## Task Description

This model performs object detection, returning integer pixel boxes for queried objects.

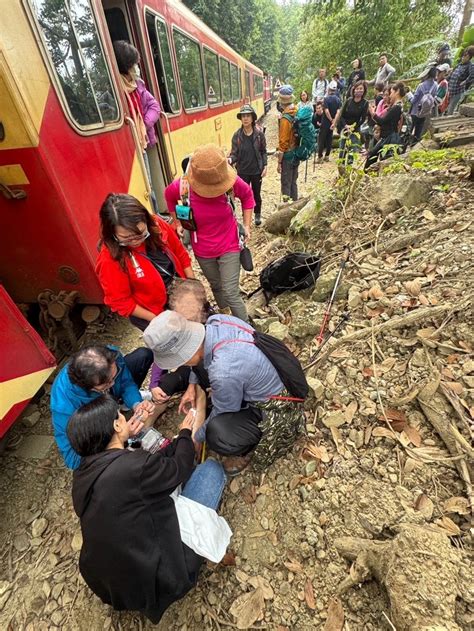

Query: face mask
[132,64,141,78]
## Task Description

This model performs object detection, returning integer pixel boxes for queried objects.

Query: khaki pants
[196,251,248,321]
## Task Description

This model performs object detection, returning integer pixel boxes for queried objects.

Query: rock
[31,517,48,538]
[411,347,426,367]
[322,411,346,428]
[305,461,317,477]
[290,195,334,241]
[307,377,324,400]
[22,410,41,428]
[462,359,474,374]
[71,529,83,553]
[369,174,435,217]
[312,272,349,303]
[13,533,29,553]
[268,321,289,340]
[264,207,299,234]
[462,375,474,388]
[347,286,361,308]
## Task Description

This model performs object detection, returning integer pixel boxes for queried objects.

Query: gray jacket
[369,62,396,86]
[193,314,283,441]
[230,126,267,174]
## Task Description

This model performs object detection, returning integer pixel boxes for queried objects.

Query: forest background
[183,0,472,93]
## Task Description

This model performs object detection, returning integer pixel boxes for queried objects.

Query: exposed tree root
[335,525,461,631]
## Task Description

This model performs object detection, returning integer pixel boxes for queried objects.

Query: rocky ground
[0,105,473,631]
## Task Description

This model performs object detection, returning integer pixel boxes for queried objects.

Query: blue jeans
[182,459,226,510]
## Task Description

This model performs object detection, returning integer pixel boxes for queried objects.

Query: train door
[101,0,172,211]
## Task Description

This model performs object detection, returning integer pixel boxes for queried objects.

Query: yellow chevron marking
[0,165,30,186]
[0,367,55,420]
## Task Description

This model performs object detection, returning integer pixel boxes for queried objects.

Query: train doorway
[101,0,172,212]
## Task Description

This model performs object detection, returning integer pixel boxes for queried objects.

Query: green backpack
[283,106,316,162]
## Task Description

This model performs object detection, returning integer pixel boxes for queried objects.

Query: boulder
[268,321,289,340]
[312,271,349,303]
[264,207,298,234]
[290,197,334,241]
[368,173,434,217]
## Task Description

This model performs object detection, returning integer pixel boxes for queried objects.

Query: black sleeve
[140,429,195,499]
[359,69,366,81]
[339,99,349,126]
[230,131,239,165]
[372,104,400,127]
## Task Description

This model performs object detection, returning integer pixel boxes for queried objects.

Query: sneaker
[323,156,330,162]
[317,157,323,164]
[255,213,262,226]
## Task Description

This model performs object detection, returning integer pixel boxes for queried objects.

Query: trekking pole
[316,245,350,346]
[304,311,350,371]
[305,158,308,183]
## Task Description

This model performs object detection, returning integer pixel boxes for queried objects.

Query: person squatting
[50,145,306,622]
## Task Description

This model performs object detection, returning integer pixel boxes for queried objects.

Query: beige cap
[143,311,205,370]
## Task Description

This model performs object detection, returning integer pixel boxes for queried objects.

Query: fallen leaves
[443,381,464,395]
[304,579,316,610]
[230,575,274,628]
[405,279,422,297]
[443,496,470,516]
[323,597,345,631]
[344,401,358,423]
[414,493,434,520]
[422,209,435,221]
[368,284,384,300]
[434,516,461,537]
[322,411,346,429]
[283,559,304,574]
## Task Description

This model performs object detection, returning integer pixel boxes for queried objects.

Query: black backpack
[212,321,309,400]
[260,252,321,297]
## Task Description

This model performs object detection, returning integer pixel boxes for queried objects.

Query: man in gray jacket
[368,53,396,86]
[143,311,304,475]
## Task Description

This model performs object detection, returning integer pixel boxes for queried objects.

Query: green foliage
[295,0,456,86]
[380,148,465,175]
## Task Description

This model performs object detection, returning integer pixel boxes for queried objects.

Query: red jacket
[96,216,192,317]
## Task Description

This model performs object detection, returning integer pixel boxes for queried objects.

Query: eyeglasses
[92,363,122,392]
[114,229,150,247]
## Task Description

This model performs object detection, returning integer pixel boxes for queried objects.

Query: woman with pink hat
[165,144,255,322]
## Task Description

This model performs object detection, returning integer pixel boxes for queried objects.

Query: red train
[0,0,270,437]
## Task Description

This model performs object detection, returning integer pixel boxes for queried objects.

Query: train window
[253,74,263,96]
[204,48,222,105]
[30,0,119,129]
[245,70,251,99]
[146,13,179,113]
[230,64,240,102]
[220,58,232,104]
[173,29,206,110]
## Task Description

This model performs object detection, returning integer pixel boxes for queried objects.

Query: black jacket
[71,429,202,624]
[230,126,267,174]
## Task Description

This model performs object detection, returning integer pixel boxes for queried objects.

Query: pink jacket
[136,79,160,147]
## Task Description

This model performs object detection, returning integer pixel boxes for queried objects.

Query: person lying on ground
[68,394,228,625]
[50,345,158,469]
[143,311,305,476]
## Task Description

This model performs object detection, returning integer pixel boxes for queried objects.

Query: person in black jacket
[346,58,366,98]
[335,80,368,166]
[68,394,227,624]
[230,104,267,226]
[364,82,407,171]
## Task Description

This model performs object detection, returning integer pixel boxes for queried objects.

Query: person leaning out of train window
[95,193,194,402]
[229,104,267,226]
[50,345,157,470]
[67,394,230,624]
[165,144,255,322]
[113,40,161,211]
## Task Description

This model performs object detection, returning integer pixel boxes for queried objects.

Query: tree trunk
[458,0,474,45]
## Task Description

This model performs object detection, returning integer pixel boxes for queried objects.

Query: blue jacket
[50,347,141,469]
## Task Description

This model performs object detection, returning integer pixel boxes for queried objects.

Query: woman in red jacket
[96,194,194,402]
[96,193,194,328]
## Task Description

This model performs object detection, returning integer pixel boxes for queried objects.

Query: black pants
[318,126,333,158]
[206,405,263,456]
[240,173,262,215]
[364,133,401,171]
[123,348,154,388]
[410,114,425,143]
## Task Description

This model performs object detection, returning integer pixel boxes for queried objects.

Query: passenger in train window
[67,394,229,624]
[113,41,161,212]
[229,104,267,226]
[96,193,195,403]
[50,345,156,470]
[165,144,255,322]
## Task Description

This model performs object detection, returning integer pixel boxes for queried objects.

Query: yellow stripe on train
[0,368,55,420]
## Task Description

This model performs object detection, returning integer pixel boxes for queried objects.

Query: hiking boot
[323,156,330,162]
[317,157,323,164]
[223,454,253,476]
[254,213,262,226]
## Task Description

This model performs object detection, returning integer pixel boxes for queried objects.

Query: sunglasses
[114,229,150,247]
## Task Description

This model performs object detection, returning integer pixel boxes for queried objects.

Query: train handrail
[124,116,152,199]
[161,111,178,178]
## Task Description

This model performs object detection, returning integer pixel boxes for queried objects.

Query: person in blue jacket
[51,345,157,469]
